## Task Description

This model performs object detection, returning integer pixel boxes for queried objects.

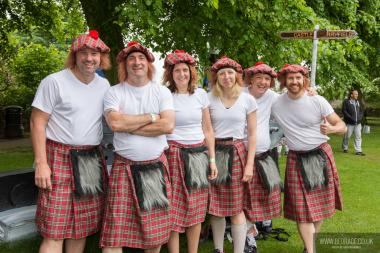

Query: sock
[231,223,247,253]
[210,216,226,251]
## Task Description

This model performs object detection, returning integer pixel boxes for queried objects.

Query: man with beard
[271,64,346,253]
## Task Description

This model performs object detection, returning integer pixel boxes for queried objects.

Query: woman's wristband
[209,157,215,163]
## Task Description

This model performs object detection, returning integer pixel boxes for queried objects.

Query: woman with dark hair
[208,56,257,253]
[163,50,217,253]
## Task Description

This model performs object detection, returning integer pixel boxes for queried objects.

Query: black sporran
[180,146,209,192]
[297,148,329,191]
[212,144,234,185]
[70,147,104,197]
[255,152,283,192]
[131,162,169,211]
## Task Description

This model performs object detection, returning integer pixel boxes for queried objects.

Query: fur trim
[131,162,169,211]
[181,146,209,191]
[70,148,104,197]
[212,144,234,185]
[297,148,329,191]
[256,152,283,192]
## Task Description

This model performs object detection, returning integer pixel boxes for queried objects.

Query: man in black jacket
[342,89,365,155]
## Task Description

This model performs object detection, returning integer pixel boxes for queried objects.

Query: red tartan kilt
[244,152,282,222]
[36,139,107,239]
[208,140,247,217]
[100,153,172,249]
[284,143,343,222]
[166,141,209,233]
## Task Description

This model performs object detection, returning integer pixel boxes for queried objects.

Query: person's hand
[242,164,253,182]
[320,116,333,135]
[208,162,218,180]
[35,163,52,191]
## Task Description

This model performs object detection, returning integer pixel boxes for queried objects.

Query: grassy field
[0,118,379,252]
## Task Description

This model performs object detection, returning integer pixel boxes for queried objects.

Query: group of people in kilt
[31,30,346,253]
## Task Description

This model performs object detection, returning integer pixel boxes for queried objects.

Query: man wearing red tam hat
[100,42,175,253]
[272,64,346,253]
[30,30,111,253]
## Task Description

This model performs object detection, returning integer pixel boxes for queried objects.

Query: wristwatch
[150,113,157,123]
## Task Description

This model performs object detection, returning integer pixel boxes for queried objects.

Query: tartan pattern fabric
[284,143,343,222]
[211,56,243,73]
[116,41,155,63]
[36,139,107,239]
[208,139,247,217]
[244,152,282,222]
[70,31,110,53]
[277,64,309,88]
[164,50,196,68]
[166,141,209,233]
[100,153,172,249]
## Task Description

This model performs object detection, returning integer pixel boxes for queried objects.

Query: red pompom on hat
[163,49,196,68]
[70,29,110,53]
[116,41,155,63]
[254,61,265,66]
[211,56,243,73]
[277,64,309,88]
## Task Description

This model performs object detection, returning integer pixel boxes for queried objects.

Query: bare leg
[65,238,86,253]
[145,246,161,253]
[314,220,323,234]
[102,247,123,253]
[186,223,202,253]
[39,238,64,253]
[230,212,247,253]
[297,222,315,253]
[167,231,180,253]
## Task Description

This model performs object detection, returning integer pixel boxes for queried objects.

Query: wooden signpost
[279,25,358,87]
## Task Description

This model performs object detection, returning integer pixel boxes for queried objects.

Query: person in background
[30,30,111,253]
[342,89,365,156]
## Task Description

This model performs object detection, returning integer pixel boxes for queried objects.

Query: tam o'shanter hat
[70,30,110,53]
[116,41,155,63]
[164,50,196,68]
[244,62,277,78]
[211,56,243,73]
[277,64,309,88]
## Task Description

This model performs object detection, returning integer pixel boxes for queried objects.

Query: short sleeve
[31,75,58,114]
[245,93,258,114]
[317,96,334,117]
[103,87,120,113]
[159,86,174,112]
[197,88,210,108]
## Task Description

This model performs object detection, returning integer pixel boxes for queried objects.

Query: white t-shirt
[209,91,257,139]
[271,92,334,151]
[32,69,110,145]
[167,88,209,144]
[244,89,279,153]
[103,81,174,161]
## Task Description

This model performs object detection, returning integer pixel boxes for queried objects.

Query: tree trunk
[79,0,125,84]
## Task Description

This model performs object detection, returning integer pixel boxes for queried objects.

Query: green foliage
[0,43,65,109]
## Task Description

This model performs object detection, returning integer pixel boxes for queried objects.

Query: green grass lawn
[1,117,379,252]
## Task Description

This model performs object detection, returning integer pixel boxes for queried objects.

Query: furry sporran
[131,162,169,211]
[212,144,234,185]
[180,146,209,192]
[70,147,104,197]
[297,148,329,191]
[255,152,283,192]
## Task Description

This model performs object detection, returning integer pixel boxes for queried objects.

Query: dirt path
[0,137,32,150]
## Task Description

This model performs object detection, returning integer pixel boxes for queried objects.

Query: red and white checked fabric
[208,139,247,217]
[244,153,282,222]
[166,141,209,233]
[36,139,107,239]
[70,30,110,53]
[284,143,343,222]
[100,153,172,249]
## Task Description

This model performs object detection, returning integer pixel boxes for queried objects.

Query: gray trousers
[342,123,362,152]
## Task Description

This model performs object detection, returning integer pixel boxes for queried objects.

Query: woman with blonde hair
[208,56,257,253]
